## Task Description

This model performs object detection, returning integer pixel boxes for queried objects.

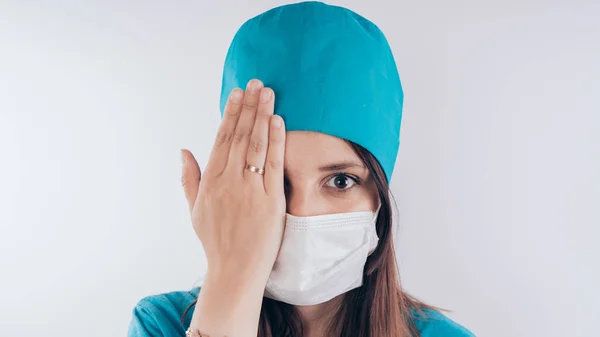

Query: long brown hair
[183,141,437,336]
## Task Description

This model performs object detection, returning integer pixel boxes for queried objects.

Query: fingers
[264,115,286,196]
[244,87,274,182]
[226,79,264,176]
[204,88,244,177]
[180,149,201,213]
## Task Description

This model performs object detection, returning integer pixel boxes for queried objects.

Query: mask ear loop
[367,203,382,255]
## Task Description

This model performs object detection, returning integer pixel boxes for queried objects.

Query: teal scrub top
[128,287,475,337]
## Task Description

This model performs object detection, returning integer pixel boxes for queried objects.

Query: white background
[1,1,599,336]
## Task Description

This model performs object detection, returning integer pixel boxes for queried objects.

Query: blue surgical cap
[219,1,403,183]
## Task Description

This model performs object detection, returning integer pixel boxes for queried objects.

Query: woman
[128,2,474,336]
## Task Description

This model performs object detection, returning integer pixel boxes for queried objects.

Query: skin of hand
[180,78,286,336]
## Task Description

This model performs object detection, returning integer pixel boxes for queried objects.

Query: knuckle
[205,184,218,200]
[203,182,216,196]
[242,102,257,110]
[225,106,240,117]
[214,188,233,203]
[215,130,233,147]
[270,134,283,145]
[233,129,250,144]
[267,158,283,170]
[181,175,192,188]
[249,138,266,153]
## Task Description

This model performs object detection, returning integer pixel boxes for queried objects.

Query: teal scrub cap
[219,1,403,183]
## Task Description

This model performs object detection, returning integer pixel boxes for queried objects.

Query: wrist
[192,267,266,336]
[204,263,269,296]
[206,258,272,292]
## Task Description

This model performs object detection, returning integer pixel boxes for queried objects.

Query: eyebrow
[283,160,367,178]
[318,160,366,172]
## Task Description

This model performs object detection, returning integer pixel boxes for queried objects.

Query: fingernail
[180,149,187,164]
[260,88,271,103]
[247,79,262,94]
[271,115,282,128]
[230,89,242,103]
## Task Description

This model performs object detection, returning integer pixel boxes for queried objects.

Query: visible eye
[325,173,361,191]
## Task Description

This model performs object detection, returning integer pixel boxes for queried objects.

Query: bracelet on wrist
[185,327,223,337]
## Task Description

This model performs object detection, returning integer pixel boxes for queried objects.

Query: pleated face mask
[264,205,381,306]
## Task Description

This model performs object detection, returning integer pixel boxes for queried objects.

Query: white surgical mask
[264,206,380,306]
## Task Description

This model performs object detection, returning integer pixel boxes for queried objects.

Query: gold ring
[246,163,265,175]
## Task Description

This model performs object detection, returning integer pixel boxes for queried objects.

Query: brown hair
[182,141,438,336]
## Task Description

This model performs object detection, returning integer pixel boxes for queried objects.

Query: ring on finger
[246,163,265,175]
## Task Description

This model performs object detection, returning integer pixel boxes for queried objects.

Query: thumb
[180,149,201,213]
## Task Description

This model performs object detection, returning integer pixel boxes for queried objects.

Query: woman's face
[283,131,380,216]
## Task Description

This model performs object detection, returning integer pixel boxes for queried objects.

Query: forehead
[284,131,360,173]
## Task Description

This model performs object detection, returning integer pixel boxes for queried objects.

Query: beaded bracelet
[185,327,215,337]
